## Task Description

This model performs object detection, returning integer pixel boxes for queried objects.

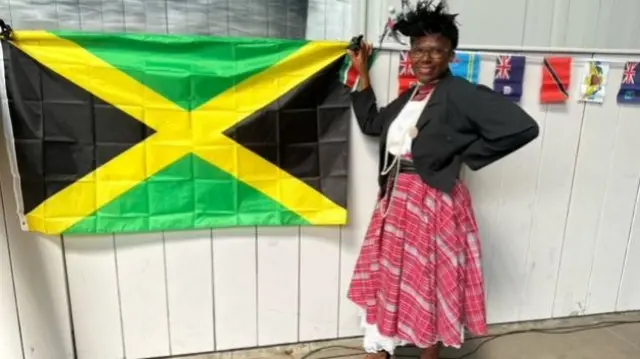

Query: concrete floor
[178,315,640,359]
[306,322,640,359]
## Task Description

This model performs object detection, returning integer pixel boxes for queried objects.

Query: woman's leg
[420,344,440,359]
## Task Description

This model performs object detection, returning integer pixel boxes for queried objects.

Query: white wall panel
[0,188,23,359]
[164,230,215,355]
[256,227,299,346]
[298,227,341,341]
[63,235,124,359]
[617,186,640,311]
[211,228,258,351]
[516,59,587,321]
[1,2,640,359]
[115,233,170,358]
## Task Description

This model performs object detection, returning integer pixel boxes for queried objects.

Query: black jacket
[350,71,540,194]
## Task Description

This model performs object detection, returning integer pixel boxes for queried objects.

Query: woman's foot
[364,352,389,359]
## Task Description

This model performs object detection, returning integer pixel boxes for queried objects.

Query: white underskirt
[359,309,466,354]
[360,309,409,355]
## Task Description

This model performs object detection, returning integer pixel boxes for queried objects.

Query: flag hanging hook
[0,19,14,40]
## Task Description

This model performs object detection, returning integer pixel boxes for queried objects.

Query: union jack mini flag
[617,61,639,104]
[493,55,526,102]
[398,50,417,95]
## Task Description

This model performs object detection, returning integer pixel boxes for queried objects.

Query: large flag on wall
[0,31,351,235]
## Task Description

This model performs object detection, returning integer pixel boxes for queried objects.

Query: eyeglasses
[409,47,450,60]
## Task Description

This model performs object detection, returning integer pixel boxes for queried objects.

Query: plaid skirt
[347,171,487,349]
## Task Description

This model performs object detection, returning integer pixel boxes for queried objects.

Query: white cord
[374,44,640,65]
[378,85,421,218]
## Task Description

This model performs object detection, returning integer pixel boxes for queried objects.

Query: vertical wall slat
[0,0,12,25]
[8,233,73,359]
[143,0,169,34]
[552,55,623,318]
[184,0,210,35]
[256,227,299,346]
[593,0,618,50]
[616,180,640,311]
[547,0,571,47]
[164,230,215,355]
[298,227,341,341]
[54,0,81,30]
[517,58,586,321]
[77,0,105,32]
[475,55,542,323]
[101,0,126,32]
[212,228,258,350]
[63,235,124,359]
[562,0,601,49]
[0,188,24,359]
[122,0,147,33]
[323,0,345,41]
[305,0,327,40]
[521,0,554,47]
[115,233,170,358]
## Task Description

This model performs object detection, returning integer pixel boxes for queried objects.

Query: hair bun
[390,0,459,47]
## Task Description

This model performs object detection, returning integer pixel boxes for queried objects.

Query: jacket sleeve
[349,86,386,136]
[452,82,540,170]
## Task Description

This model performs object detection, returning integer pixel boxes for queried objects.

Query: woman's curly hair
[391,0,460,49]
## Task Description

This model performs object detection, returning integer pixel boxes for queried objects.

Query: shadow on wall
[4,0,310,38]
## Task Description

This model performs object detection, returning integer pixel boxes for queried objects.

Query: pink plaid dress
[348,87,487,353]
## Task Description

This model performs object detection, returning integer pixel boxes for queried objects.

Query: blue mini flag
[450,51,480,84]
[493,55,526,102]
[617,62,639,104]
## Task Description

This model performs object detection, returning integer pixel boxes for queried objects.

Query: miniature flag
[398,50,418,95]
[339,49,379,91]
[541,56,571,103]
[493,55,526,102]
[617,61,639,104]
[450,51,480,84]
[578,60,610,103]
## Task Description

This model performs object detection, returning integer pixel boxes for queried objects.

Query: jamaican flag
[0,30,351,235]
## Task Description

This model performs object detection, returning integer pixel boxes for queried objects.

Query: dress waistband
[398,158,416,173]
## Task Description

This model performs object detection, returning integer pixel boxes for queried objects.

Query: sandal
[364,352,390,359]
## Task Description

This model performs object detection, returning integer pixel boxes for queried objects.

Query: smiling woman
[345,1,539,358]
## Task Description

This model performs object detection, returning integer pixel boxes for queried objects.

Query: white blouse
[385,97,429,156]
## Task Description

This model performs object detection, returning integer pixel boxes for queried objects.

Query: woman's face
[409,34,455,84]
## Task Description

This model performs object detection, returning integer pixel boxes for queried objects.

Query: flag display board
[0,31,351,235]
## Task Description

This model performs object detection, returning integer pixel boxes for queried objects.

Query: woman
[346,1,539,358]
